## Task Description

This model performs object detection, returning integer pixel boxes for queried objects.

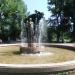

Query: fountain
[20,17,47,54]
[0,14,75,75]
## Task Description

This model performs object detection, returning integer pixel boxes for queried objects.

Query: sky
[23,0,50,20]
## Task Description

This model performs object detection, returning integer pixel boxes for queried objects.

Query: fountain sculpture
[20,17,47,54]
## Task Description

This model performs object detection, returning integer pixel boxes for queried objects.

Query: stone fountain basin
[0,61,75,73]
[0,43,75,74]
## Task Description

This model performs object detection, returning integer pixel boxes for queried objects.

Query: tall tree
[47,0,72,43]
[48,0,63,42]
[0,0,28,42]
[63,0,75,42]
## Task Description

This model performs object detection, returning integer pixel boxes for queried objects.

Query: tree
[24,10,44,24]
[47,0,72,43]
[47,0,64,42]
[0,0,28,42]
[63,0,75,42]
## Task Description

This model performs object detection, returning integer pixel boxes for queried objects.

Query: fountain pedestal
[20,43,40,54]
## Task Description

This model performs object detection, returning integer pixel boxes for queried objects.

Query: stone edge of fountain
[0,43,75,73]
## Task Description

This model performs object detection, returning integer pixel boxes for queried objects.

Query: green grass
[0,46,75,64]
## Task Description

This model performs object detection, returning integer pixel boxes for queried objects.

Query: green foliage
[24,10,44,24]
[47,0,74,43]
[0,0,28,42]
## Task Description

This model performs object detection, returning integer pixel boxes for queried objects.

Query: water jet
[20,17,47,54]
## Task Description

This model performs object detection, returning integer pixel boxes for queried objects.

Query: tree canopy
[0,0,28,42]
[24,10,44,24]
[47,0,75,43]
